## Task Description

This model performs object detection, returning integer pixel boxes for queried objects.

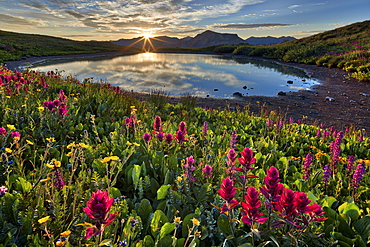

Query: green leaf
[138,199,153,220]
[157,185,171,200]
[159,222,176,240]
[142,235,155,247]
[150,210,168,236]
[98,239,112,246]
[217,214,232,236]
[132,165,141,190]
[339,202,360,221]
[353,216,370,242]
[109,187,121,198]
[322,196,337,208]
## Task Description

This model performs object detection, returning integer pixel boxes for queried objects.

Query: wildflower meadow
[0,65,370,246]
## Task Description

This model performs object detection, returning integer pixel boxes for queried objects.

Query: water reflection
[32,53,318,98]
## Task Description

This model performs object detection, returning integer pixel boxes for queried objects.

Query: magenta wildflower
[352,162,366,192]
[53,168,65,191]
[229,131,237,149]
[294,192,312,215]
[225,149,237,179]
[267,119,274,128]
[142,133,152,142]
[237,147,255,172]
[202,164,213,177]
[175,130,186,144]
[306,203,327,222]
[260,166,284,210]
[241,187,267,225]
[346,156,356,176]
[218,177,239,213]
[58,103,68,118]
[322,164,331,185]
[202,121,208,137]
[316,129,321,138]
[11,131,21,139]
[276,119,284,131]
[303,153,313,180]
[329,131,344,174]
[83,190,117,239]
[183,156,196,182]
[165,133,173,144]
[156,132,164,142]
[178,121,187,135]
[0,128,7,136]
[0,186,7,197]
[276,188,296,219]
[58,89,67,102]
[153,116,162,132]
[289,117,294,124]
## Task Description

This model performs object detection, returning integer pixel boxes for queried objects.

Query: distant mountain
[179,30,247,48]
[245,36,296,45]
[111,30,294,49]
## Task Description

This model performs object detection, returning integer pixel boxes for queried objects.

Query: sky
[0,0,369,41]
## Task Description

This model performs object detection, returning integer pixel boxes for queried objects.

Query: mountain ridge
[111,30,296,49]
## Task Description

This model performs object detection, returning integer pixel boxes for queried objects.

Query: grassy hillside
[0,30,138,63]
[216,20,370,81]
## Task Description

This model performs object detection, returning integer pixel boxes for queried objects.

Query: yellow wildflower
[66,152,73,157]
[6,96,11,99]
[38,216,50,224]
[55,240,65,246]
[126,141,132,145]
[7,124,16,130]
[174,217,182,224]
[60,230,71,237]
[67,142,76,149]
[191,218,200,226]
[73,97,78,101]
[102,157,111,163]
[40,177,51,183]
[38,106,45,111]
[5,148,12,153]
[52,159,61,167]
[110,156,120,161]
[26,140,34,145]
[177,176,183,182]
[22,104,26,107]
[78,143,89,149]
[46,137,56,143]
[133,142,140,147]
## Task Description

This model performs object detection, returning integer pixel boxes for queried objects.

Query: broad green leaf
[132,165,141,190]
[150,210,168,236]
[217,214,232,236]
[157,185,171,200]
[159,222,176,239]
[138,199,153,220]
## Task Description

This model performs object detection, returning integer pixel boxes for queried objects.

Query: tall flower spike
[303,153,313,180]
[260,166,284,210]
[237,147,256,172]
[241,187,267,225]
[83,190,117,239]
[218,177,239,213]
[153,116,162,132]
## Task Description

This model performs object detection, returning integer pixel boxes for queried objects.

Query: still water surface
[32,53,318,98]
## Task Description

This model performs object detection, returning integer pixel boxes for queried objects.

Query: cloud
[288,5,301,9]
[208,23,293,29]
[0,13,43,26]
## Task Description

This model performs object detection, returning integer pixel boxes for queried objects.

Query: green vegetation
[1,66,370,246]
[208,20,370,81]
[0,30,139,63]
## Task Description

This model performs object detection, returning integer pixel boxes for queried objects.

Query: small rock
[243,86,247,89]
[278,91,286,96]
[350,100,357,103]
[214,88,218,91]
[326,96,335,102]
[287,80,293,84]
[359,92,370,96]
[232,92,243,98]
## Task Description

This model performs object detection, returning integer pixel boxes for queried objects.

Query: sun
[143,32,154,40]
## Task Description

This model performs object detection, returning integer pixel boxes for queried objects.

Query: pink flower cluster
[218,166,326,228]
[43,89,68,118]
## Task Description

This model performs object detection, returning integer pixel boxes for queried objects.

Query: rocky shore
[4,53,370,132]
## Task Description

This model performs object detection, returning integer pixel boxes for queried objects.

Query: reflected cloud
[32,53,318,97]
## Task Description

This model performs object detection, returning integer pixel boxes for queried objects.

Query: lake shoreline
[4,51,370,131]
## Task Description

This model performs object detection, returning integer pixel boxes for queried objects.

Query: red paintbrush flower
[237,147,256,172]
[260,166,284,210]
[241,187,267,225]
[83,190,117,239]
